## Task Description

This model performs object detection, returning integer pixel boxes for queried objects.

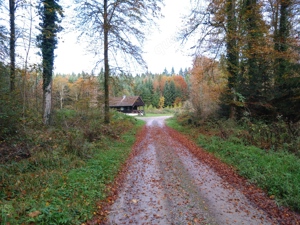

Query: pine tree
[151,91,160,108]
[183,68,189,78]
[273,0,300,121]
[179,68,183,76]
[163,67,169,76]
[141,87,152,106]
[180,0,300,122]
[171,67,175,75]
[164,81,176,107]
[274,0,291,85]
[240,0,273,117]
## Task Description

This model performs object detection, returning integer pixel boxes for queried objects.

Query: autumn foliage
[190,56,226,120]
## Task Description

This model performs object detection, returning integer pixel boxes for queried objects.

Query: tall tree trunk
[60,87,63,109]
[272,0,296,120]
[9,0,15,92]
[244,0,264,98]
[43,79,52,124]
[226,0,238,119]
[23,0,33,116]
[104,0,110,124]
[274,0,291,85]
[246,0,257,88]
[42,44,54,125]
[39,0,63,125]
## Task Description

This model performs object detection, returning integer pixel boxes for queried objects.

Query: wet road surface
[107,117,275,225]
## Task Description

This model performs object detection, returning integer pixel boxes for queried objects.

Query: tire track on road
[106,117,276,225]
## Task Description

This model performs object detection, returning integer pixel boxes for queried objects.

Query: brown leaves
[28,210,41,218]
[190,56,225,119]
[131,199,138,204]
[86,125,147,225]
[166,126,300,225]
[87,120,300,225]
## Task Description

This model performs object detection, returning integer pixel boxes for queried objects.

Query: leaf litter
[87,116,300,225]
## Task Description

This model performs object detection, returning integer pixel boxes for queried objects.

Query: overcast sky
[54,0,193,75]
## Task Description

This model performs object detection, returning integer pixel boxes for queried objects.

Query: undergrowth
[175,112,300,155]
[144,105,179,115]
[166,117,300,212]
[0,110,144,224]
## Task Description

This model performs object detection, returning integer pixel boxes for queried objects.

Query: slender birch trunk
[104,0,110,124]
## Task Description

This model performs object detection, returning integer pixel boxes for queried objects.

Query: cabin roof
[109,96,145,107]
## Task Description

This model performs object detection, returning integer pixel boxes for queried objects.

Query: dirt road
[104,116,281,225]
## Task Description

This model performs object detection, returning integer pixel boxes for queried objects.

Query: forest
[1,0,300,224]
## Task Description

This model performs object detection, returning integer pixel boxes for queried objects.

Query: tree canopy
[180,0,300,122]
[74,0,163,123]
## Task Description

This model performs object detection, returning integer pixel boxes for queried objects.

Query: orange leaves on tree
[190,56,226,119]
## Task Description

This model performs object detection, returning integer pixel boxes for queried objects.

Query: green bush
[54,109,77,122]
[0,93,22,140]
[175,110,300,155]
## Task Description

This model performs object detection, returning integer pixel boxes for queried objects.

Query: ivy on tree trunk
[225,0,239,119]
[37,0,63,125]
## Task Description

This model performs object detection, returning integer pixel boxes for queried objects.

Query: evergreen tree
[274,0,292,85]
[240,0,272,117]
[164,81,176,107]
[99,67,104,77]
[68,72,77,83]
[145,79,154,95]
[163,67,169,76]
[273,0,300,121]
[171,67,175,75]
[180,0,300,122]
[179,68,183,76]
[151,91,160,108]
[141,86,152,106]
[183,68,189,78]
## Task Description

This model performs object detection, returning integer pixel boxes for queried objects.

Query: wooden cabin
[109,96,145,115]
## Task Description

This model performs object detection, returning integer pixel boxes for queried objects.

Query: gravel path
[106,117,275,225]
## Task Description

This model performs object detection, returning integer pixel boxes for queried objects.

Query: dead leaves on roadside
[86,123,300,225]
[85,126,148,225]
[28,210,41,218]
[166,126,300,225]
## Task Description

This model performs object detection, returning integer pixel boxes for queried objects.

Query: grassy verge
[144,106,179,115]
[166,117,300,212]
[1,112,144,225]
[140,113,173,117]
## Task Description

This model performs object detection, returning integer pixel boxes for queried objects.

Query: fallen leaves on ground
[167,126,300,225]
[87,120,300,225]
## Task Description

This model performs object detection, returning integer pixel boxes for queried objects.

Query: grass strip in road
[1,119,145,225]
[166,118,300,212]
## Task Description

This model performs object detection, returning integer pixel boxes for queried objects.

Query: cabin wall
[110,106,144,115]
